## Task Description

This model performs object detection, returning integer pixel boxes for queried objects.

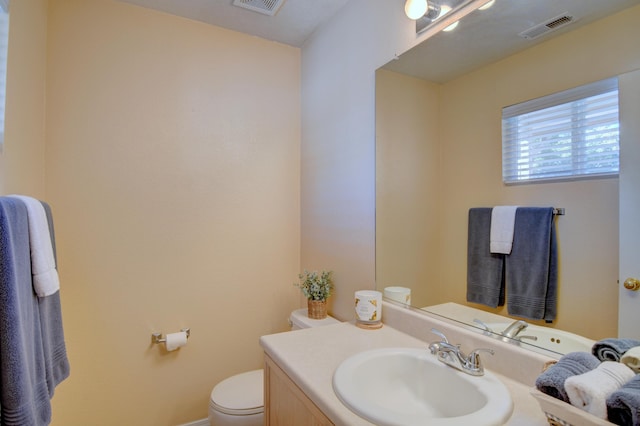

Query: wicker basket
[307,300,327,319]
[533,360,615,425]
[530,389,614,426]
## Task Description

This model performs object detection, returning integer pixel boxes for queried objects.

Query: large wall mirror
[376,0,640,355]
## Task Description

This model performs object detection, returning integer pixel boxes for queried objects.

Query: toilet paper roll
[384,286,411,305]
[165,331,188,351]
[355,290,382,323]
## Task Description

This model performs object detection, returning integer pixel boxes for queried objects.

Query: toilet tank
[289,308,339,330]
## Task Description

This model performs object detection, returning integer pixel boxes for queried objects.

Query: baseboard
[177,419,208,426]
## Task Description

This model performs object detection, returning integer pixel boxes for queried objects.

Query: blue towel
[39,201,70,397]
[0,197,52,425]
[535,351,601,403]
[593,338,640,362]
[467,208,505,308]
[506,207,557,321]
[607,374,640,426]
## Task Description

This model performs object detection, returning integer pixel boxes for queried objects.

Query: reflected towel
[593,338,640,362]
[621,346,640,373]
[38,201,70,396]
[535,351,601,403]
[607,375,640,426]
[490,206,518,254]
[8,195,60,297]
[506,207,557,321]
[467,208,505,308]
[565,361,635,419]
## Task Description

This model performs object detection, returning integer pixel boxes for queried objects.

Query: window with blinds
[0,1,9,148]
[502,78,619,184]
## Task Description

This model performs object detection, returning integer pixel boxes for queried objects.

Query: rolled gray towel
[607,374,640,426]
[535,351,601,403]
[592,338,640,362]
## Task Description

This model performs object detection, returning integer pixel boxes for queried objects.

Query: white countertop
[260,321,549,426]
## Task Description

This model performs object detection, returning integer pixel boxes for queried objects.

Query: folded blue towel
[607,374,640,426]
[593,338,640,362]
[0,197,52,425]
[506,207,557,321]
[535,351,601,403]
[39,201,70,397]
[467,208,505,308]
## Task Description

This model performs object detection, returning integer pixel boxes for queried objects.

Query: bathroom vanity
[260,302,557,425]
[263,354,332,425]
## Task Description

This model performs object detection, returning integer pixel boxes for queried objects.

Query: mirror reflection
[375,0,640,354]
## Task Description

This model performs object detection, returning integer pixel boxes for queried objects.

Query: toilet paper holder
[151,328,190,344]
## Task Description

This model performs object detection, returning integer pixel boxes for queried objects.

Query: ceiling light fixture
[438,5,452,18]
[413,0,492,35]
[405,0,442,20]
[404,0,428,20]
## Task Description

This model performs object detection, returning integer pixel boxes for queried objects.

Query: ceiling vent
[232,0,287,16]
[519,13,576,40]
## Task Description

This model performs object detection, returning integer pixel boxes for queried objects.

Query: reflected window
[502,78,619,184]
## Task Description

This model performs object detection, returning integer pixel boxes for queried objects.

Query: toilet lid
[210,369,264,416]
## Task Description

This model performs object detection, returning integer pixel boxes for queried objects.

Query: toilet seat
[210,369,263,416]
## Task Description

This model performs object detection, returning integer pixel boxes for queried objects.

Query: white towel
[8,195,60,297]
[621,346,640,373]
[490,206,518,254]
[565,361,635,419]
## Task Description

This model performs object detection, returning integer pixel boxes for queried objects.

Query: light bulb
[405,0,428,20]
[443,20,459,32]
[437,5,451,20]
[478,0,495,10]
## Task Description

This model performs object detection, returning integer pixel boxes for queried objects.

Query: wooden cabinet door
[264,355,334,426]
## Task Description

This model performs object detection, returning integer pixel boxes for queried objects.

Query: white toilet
[208,308,339,426]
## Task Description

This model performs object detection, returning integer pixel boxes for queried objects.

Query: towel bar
[552,208,564,216]
[151,328,190,344]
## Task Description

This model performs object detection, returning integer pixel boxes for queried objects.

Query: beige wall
[376,70,441,307]
[0,0,48,197]
[0,0,302,424]
[377,6,640,340]
[1,0,635,422]
[300,0,411,321]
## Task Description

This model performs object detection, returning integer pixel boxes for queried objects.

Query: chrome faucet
[428,328,494,376]
[500,320,529,339]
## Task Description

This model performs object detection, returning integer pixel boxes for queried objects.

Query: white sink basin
[485,322,595,354]
[333,347,513,426]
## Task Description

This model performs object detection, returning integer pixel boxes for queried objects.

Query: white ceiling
[115,0,352,47]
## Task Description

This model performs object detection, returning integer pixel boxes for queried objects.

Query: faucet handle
[466,348,494,372]
[469,348,494,357]
[430,328,449,343]
[473,319,494,333]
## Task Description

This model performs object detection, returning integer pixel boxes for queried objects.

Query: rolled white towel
[621,346,640,373]
[565,361,635,419]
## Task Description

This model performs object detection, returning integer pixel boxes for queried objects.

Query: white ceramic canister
[383,286,411,305]
[355,290,382,327]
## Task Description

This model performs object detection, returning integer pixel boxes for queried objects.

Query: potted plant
[295,270,333,319]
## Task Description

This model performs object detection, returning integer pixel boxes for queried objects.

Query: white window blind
[502,78,619,184]
[0,1,9,147]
